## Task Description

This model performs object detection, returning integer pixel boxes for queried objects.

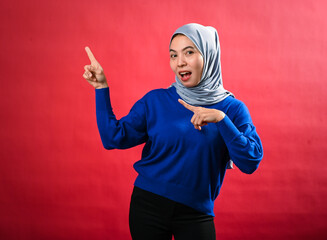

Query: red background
[1,0,326,239]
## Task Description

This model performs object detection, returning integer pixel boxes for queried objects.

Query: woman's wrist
[95,82,109,89]
[215,110,225,123]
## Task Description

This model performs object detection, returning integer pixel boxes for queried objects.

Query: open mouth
[179,71,192,81]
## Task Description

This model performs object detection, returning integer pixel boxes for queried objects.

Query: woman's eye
[186,51,194,55]
[170,54,177,59]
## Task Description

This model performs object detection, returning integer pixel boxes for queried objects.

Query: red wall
[1,0,326,239]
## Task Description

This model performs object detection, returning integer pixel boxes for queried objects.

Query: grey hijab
[170,23,234,106]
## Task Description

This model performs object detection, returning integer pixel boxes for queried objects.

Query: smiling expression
[169,34,204,88]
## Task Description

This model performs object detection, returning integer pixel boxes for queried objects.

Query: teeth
[180,72,190,76]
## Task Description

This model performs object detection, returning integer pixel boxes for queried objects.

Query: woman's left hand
[178,99,225,130]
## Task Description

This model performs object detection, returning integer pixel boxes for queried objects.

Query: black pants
[129,186,216,240]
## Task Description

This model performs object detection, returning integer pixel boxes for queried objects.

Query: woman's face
[169,35,204,88]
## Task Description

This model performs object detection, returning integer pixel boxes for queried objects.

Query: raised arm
[95,88,148,150]
[83,47,147,150]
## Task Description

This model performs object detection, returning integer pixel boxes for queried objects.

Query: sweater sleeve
[95,87,147,150]
[217,101,263,174]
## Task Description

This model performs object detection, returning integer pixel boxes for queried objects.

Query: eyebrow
[169,46,195,52]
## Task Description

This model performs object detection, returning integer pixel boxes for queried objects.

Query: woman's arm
[216,102,263,174]
[83,46,147,150]
[96,87,147,150]
[178,99,263,174]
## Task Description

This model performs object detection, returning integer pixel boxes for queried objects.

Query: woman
[83,23,263,240]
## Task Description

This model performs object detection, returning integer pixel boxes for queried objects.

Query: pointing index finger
[178,99,196,112]
[85,46,98,64]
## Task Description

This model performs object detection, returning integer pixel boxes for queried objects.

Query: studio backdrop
[0,0,326,239]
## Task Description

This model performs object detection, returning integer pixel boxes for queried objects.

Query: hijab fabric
[170,23,234,106]
[170,23,234,169]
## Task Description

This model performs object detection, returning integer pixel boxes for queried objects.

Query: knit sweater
[96,86,263,216]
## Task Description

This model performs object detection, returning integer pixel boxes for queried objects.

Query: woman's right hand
[83,46,108,89]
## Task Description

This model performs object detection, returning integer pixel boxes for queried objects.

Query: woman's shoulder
[220,95,247,109]
[145,87,170,95]
[221,96,252,123]
[142,86,176,101]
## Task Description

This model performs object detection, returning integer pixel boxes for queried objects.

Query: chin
[182,83,194,88]
[181,81,198,88]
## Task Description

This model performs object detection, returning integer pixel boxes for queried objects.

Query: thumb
[86,65,102,75]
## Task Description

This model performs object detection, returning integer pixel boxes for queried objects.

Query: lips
[179,71,192,81]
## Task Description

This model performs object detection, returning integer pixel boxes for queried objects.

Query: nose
[177,55,186,67]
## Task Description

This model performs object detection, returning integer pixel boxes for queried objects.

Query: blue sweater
[96,86,263,216]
